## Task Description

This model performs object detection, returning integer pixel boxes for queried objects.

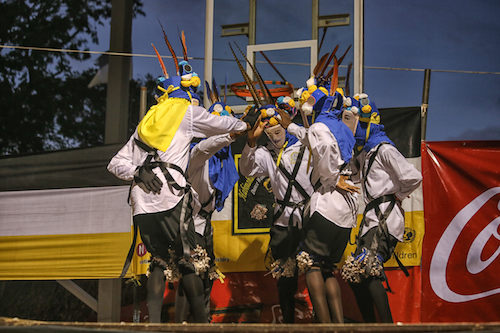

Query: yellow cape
[137,95,190,152]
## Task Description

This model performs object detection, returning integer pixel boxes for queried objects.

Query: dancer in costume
[107,29,248,323]
[239,103,313,323]
[341,93,422,323]
[228,42,315,323]
[296,91,360,323]
[174,80,241,323]
[292,47,360,323]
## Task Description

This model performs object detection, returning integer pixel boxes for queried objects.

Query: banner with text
[421,141,500,322]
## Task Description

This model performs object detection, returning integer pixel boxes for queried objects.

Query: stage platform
[1,318,500,333]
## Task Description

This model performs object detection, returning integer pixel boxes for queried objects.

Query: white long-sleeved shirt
[107,104,247,216]
[305,122,359,228]
[357,143,422,241]
[187,133,235,234]
[239,124,313,228]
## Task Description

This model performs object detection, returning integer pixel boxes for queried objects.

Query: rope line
[1,44,499,75]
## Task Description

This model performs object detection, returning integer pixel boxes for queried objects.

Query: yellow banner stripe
[213,210,424,273]
[341,210,424,268]
[212,219,269,273]
[0,232,132,280]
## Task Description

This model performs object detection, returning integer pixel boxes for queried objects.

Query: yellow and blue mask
[155,60,201,103]
[315,91,356,163]
[276,96,297,118]
[209,102,232,117]
[352,93,394,152]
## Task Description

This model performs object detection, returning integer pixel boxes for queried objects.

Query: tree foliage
[0,0,144,155]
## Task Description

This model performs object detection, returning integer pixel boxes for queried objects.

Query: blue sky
[90,0,500,141]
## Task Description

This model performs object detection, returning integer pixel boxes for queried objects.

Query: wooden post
[104,0,133,144]
[100,0,133,322]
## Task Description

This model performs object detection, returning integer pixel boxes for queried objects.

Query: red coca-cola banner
[421,141,500,322]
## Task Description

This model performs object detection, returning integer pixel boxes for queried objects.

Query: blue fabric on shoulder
[208,146,239,212]
[285,130,299,148]
[359,123,395,152]
[315,96,355,164]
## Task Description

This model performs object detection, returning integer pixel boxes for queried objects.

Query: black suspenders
[272,145,309,227]
[120,138,193,277]
[358,143,409,278]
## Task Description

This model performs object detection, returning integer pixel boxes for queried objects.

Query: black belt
[274,199,307,229]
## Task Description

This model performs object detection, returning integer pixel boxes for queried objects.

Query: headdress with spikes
[298,44,352,117]
[229,43,294,127]
[234,43,274,106]
[205,78,233,116]
[229,43,262,108]
[154,23,200,102]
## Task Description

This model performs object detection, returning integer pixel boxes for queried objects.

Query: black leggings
[177,272,208,323]
[277,274,298,323]
[350,277,392,323]
[175,276,212,323]
[350,227,398,323]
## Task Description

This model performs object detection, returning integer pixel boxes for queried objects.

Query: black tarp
[379,106,421,158]
[0,144,129,191]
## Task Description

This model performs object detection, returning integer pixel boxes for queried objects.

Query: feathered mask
[151,24,200,103]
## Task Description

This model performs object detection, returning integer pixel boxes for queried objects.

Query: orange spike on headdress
[319,44,339,78]
[159,21,179,75]
[205,80,218,104]
[313,53,329,77]
[338,45,352,66]
[212,78,220,102]
[330,56,339,95]
[151,43,168,78]
[180,30,188,61]
[234,43,273,105]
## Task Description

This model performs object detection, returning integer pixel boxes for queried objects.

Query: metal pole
[139,86,147,121]
[249,0,256,45]
[204,0,214,108]
[421,68,431,141]
[354,0,364,95]
[312,0,319,43]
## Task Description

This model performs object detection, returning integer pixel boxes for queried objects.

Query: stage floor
[1,317,500,333]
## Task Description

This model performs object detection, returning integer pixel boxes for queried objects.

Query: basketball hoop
[230,80,294,99]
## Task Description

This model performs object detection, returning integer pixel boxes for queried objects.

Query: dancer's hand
[134,166,163,194]
[247,119,266,147]
[275,108,292,129]
[230,130,246,139]
[336,175,360,194]
[241,105,260,129]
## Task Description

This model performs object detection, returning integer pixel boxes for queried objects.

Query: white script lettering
[429,187,500,303]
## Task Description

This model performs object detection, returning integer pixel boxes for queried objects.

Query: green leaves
[0,0,145,155]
